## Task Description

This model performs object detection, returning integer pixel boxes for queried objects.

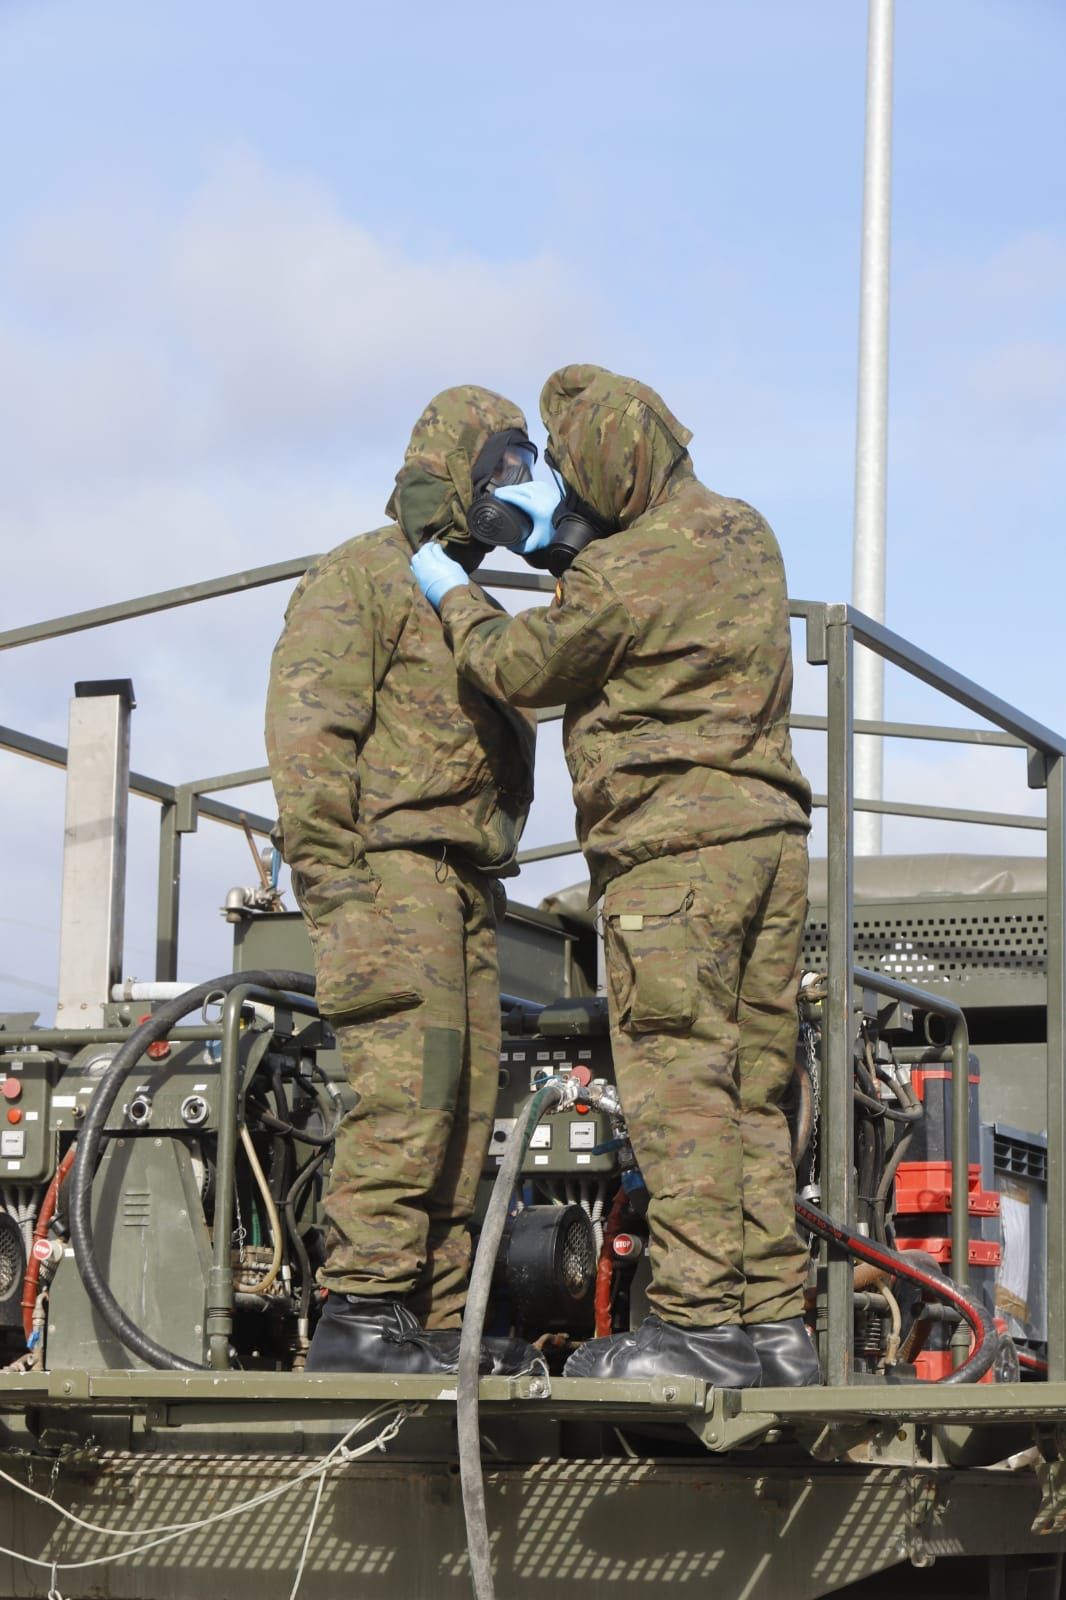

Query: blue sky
[1,0,1063,1009]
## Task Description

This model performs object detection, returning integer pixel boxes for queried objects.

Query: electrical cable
[246,1101,336,1149]
[68,969,315,1372]
[880,1282,903,1367]
[795,1196,998,1384]
[284,1149,330,1322]
[238,1126,284,1294]
[458,1079,564,1600]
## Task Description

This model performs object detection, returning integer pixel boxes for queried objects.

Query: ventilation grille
[803,909,1047,987]
[993,1132,1048,1183]
[561,1217,595,1293]
[0,1212,24,1302]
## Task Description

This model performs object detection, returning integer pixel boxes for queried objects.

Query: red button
[571,1064,593,1088]
[1,1078,21,1101]
[138,1016,171,1062]
[6,1108,22,1125]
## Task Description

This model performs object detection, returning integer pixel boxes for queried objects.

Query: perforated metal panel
[803,894,1048,1001]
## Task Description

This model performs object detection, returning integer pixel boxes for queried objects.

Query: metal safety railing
[3,563,1065,1388]
[802,602,1066,1386]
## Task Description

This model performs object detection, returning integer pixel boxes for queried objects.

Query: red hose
[795,1195,998,1385]
[21,1145,76,1341]
[594,1187,629,1337]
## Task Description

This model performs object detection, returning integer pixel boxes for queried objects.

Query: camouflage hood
[385,385,529,550]
[540,364,693,531]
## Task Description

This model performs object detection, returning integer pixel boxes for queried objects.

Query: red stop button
[1,1078,22,1102]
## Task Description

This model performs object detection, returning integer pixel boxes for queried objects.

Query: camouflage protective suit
[265,387,536,1326]
[439,364,813,1329]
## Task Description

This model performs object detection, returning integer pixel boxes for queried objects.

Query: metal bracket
[1033,1425,1066,1534]
[807,1419,882,1462]
[805,608,828,666]
[175,786,200,835]
[905,1475,942,1568]
[1028,747,1050,791]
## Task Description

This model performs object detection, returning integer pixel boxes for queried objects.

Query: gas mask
[466,430,539,550]
[466,435,610,575]
[525,451,613,576]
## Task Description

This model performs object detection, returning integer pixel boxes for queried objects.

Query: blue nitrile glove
[412,542,469,611]
[493,479,563,554]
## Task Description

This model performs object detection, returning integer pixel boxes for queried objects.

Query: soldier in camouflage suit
[265,386,543,1376]
[414,364,821,1387]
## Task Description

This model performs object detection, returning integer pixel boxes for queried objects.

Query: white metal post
[852,0,895,855]
[55,682,135,1028]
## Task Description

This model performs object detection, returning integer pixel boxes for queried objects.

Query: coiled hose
[795,1196,998,1385]
[68,969,316,1372]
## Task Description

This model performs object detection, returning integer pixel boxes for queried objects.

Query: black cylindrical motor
[496,1204,596,1334]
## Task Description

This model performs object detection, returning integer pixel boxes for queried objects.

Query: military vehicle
[1,563,1065,1599]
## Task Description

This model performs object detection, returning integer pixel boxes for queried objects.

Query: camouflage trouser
[317,848,500,1327]
[602,830,809,1328]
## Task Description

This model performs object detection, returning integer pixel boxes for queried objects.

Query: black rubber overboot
[306,1295,546,1377]
[306,1294,467,1375]
[562,1316,763,1388]
[745,1316,822,1387]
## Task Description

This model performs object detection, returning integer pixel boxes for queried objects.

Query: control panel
[490,1033,617,1177]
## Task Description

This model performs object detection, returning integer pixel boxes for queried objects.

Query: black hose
[68,969,316,1372]
[796,1196,998,1385]
[284,1148,330,1321]
[245,1104,336,1148]
[852,1085,923,1123]
[789,1055,814,1169]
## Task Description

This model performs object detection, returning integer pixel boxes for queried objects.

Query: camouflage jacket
[440,364,811,902]
[265,387,537,1013]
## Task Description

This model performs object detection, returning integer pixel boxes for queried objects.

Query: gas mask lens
[489,442,536,489]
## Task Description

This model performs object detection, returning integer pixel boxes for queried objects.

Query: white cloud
[0,149,597,501]
[894,230,1066,494]
[0,148,604,1004]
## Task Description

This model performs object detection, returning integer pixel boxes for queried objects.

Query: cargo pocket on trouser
[305,892,424,1022]
[420,1027,462,1112]
[604,882,698,1033]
